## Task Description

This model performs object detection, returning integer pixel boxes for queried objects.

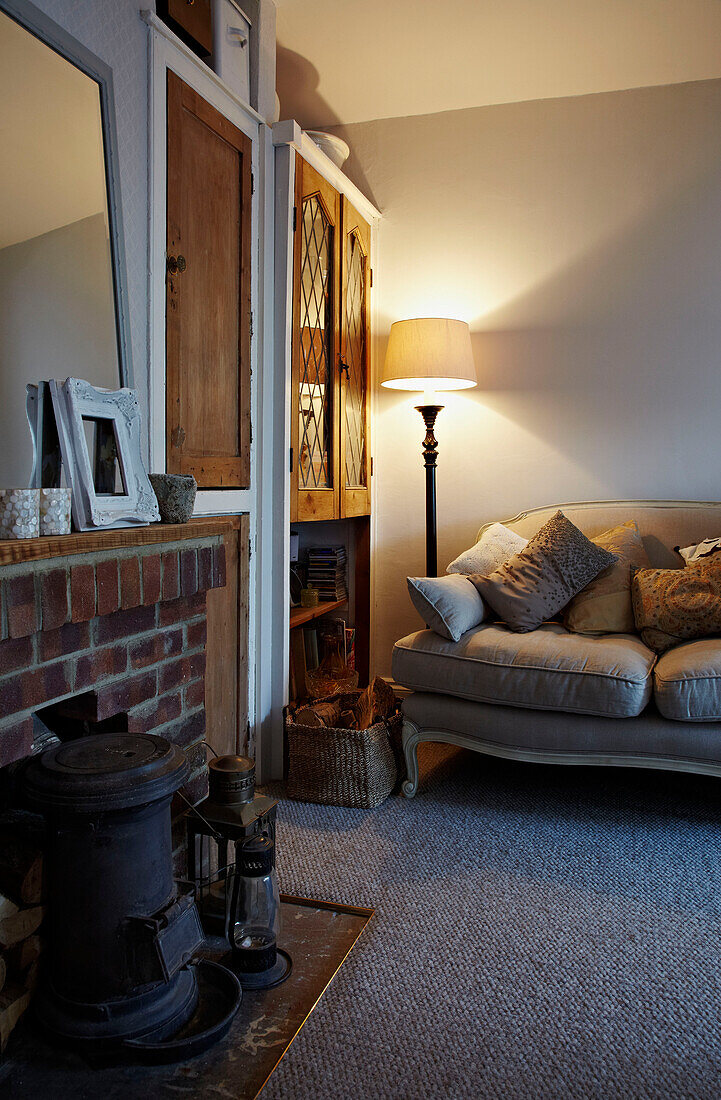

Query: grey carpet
[263,743,721,1100]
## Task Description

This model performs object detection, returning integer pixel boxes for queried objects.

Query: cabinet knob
[167,255,187,275]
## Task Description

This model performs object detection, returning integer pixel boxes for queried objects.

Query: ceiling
[0,10,108,251]
[276,0,721,128]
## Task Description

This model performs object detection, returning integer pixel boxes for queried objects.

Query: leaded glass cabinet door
[339,198,372,518]
[291,158,340,521]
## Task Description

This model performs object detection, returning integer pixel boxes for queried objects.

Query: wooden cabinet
[157,0,212,57]
[291,156,372,522]
[166,71,252,489]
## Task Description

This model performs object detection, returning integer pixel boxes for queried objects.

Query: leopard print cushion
[631,558,721,653]
[469,511,617,633]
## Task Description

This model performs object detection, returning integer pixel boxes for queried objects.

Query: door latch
[167,255,187,276]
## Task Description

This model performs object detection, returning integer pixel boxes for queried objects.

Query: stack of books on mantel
[307,546,347,602]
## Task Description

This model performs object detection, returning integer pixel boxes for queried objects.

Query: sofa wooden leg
[401,719,421,798]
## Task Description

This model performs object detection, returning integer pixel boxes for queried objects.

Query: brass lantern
[187,755,277,934]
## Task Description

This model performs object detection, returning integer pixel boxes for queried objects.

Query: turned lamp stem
[415,404,443,577]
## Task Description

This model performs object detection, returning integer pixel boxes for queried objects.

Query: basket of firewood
[285,677,402,809]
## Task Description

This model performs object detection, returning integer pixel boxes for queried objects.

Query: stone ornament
[148,474,197,524]
[39,487,72,536]
[0,489,40,539]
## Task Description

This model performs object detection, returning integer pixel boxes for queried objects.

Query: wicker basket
[285,692,401,809]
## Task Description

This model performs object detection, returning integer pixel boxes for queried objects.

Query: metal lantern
[187,755,277,935]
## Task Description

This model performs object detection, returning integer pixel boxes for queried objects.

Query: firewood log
[0,983,31,1052]
[5,934,41,977]
[336,710,358,730]
[354,676,396,730]
[0,832,43,905]
[0,907,44,949]
[0,892,18,922]
[295,700,342,727]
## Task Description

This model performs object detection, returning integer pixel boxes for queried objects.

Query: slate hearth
[0,524,228,862]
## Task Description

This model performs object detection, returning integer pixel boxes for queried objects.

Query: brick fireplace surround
[0,523,228,863]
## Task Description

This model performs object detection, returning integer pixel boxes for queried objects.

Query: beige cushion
[406,574,485,643]
[564,520,650,635]
[654,638,721,721]
[470,511,616,633]
[677,536,721,564]
[392,622,656,718]
[446,522,527,576]
[631,558,721,653]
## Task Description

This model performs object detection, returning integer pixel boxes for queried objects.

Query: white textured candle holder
[39,487,72,536]
[0,489,40,539]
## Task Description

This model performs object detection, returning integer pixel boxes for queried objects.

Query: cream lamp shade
[381,318,476,391]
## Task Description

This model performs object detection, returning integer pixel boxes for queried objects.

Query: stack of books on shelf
[306,546,347,602]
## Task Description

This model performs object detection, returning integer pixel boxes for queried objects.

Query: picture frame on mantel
[49,379,160,532]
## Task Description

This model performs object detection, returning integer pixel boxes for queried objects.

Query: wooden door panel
[339,197,371,518]
[166,72,252,489]
[204,514,250,756]
[291,155,340,522]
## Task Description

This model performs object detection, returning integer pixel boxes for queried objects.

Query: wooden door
[339,197,372,518]
[291,155,340,521]
[166,72,252,489]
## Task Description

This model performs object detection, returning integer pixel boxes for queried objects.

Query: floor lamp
[381,318,477,576]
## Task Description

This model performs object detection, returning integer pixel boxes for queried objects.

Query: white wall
[329,78,721,676]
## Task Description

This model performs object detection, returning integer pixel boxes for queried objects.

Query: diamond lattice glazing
[344,231,366,488]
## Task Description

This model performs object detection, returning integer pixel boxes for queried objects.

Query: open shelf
[289,598,346,630]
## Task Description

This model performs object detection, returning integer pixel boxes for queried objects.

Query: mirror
[0,0,131,489]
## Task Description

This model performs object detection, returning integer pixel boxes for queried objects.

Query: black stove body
[24,732,205,1045]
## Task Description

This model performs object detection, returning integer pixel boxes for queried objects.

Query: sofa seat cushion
[654,639,721,721]
[392,623,656,718]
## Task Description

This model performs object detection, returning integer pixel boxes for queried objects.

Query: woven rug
[264,743,721,1100]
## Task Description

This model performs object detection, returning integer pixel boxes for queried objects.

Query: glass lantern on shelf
[305,620,358,698]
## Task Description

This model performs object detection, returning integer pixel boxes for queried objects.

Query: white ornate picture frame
[50,379,159,531]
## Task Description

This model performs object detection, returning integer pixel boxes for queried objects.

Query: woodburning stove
[24,732,208,1046]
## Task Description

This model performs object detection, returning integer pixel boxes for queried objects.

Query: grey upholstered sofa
[393,500,721,797]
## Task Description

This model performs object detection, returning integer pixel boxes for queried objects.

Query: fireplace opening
[34,696,129,746]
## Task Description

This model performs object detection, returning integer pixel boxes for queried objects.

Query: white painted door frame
[143,12,277,779]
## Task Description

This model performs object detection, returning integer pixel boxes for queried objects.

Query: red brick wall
[0,538,225,823]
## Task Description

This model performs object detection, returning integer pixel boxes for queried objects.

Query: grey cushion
[470,511,617,633]
[406,574,485,642]
[392,622,656,719]
[654,638,721,721]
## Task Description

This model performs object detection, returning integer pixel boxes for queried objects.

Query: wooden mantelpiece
[0,519,232,567]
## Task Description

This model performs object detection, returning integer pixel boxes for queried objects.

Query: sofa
[393,499,721,797]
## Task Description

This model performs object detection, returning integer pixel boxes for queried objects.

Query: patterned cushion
[469,511,617,633]
[446,522,528,576]
[564,520,650,635]
[631,558,721,653]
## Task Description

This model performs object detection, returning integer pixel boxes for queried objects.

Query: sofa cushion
[654,638,721,721]
[406,574,485,643]
[446,522,527,576]
[469,511,617,633]
[564,520,650,635]
[631,558,721,653]
[392,622,656,719]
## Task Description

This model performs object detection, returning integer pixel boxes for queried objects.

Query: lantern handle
[176,789,223,841]
[203,738,220,758]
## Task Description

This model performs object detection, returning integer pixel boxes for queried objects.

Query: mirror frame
[0,0,134,387]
